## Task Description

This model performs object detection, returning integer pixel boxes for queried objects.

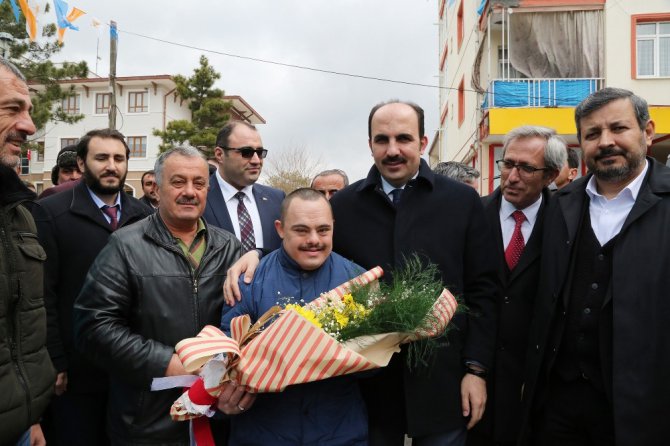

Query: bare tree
[262,147,323,194]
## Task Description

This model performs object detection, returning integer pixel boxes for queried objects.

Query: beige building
[21,75,264,196]
[434,0,670,194]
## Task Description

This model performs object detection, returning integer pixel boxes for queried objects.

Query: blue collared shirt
[87,186,123,224]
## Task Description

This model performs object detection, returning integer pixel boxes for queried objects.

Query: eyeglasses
[220,146,268,159]
[496,159,549,179]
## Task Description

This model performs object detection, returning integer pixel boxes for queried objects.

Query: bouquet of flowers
[155,259,459,445]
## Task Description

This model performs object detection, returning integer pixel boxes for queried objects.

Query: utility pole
[108,20,118,130]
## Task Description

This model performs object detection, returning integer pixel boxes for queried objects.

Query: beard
[586,141,646,183]
[83,166,127,195]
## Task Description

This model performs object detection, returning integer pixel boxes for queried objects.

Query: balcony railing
[483,78,605,108]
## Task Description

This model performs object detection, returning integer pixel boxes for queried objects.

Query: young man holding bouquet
[218,188,368,445]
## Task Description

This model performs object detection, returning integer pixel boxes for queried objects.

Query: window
[457,0,464,52]
[633,14,670,78]
[20,156,29,175]
[61,95,80,115]
[61,138,78,149]
[128,91,148,113]
[458,78,465,127]
[127,136,147,158]
[96,93,112,114]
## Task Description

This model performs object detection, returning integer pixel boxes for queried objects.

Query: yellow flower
[285,304,323,329]
[334,311,349,328]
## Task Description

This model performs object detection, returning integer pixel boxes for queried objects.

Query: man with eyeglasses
[468,126,565,446]
[204,121,284,254]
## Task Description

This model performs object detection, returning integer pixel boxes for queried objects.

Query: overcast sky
[51,0,439,182]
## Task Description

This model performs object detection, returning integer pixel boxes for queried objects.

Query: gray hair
[575,87,650,142]
[502,125,567,173]
[311,169,349,187]
[154,146,207,186]
[433,161,480,183]
[0,58,26,82]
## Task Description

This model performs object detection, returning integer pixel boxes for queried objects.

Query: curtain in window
[508,10,603,78]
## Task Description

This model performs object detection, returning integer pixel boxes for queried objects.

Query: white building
[434,0,670,194]
[22,75,264,196]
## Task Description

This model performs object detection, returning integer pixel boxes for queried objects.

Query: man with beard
[33,129,151,445]
[73,147,241,445]
[520,88,670,446]
[0,58,54,446]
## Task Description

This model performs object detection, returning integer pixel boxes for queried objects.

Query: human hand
[216,381,257,415]
[55,371,68,396]
[224,250,261,306]
[461,373,487,429]
[165,353,189,377]
[30,424,45,446]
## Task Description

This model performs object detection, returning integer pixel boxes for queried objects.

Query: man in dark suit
[330,100,498,446]
[33,129,151,445]
[467,126,565,446]
[203,121,284,254]
[521,88,670,446]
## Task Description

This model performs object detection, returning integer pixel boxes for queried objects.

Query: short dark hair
[56,145,78,169]
[567,148,580,169]
[311,169,349,187]
[50,165,59,185]
[215,121,257,149]
[76,129,130,160]
[368,100,425,139]
[575,88,650,142]
[280,187,331,224]
[141,170,155,186]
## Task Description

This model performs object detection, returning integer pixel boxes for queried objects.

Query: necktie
[505,210,526,270]
[390,188,403,207]
[102,205,119,231]
[235,192,256,253]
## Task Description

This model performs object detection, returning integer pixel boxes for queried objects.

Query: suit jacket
[32,181,152,392]
[203,175,284,252]
[521,158,670,446]
[330,160,499,436]
[470,187,549,445]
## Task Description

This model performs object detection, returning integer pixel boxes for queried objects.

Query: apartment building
[21,75,264,196]
[435,0,670,194]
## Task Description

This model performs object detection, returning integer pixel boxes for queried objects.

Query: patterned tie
[390,188,403,206]
[102,205,119,231]
[235,192,256,253]
[505,210,526,270]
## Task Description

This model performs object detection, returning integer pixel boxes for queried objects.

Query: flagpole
[109,20,118,130]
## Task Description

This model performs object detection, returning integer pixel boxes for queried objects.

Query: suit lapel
[206,176,234,232]
[69,182,114,232]
[509,190,549,281]
[483,189,506,285]
[253,185,276,248]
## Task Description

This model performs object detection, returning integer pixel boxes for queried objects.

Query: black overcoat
[330,160,499,436]
[470,187,548,445]
[32,181,151,392]
[520,158,670,446]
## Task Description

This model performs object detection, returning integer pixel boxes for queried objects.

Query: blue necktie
[390,188,403,206]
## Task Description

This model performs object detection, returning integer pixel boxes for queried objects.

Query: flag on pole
[54,0,86,44]
[17,0,37,41]
[110,20,118,41]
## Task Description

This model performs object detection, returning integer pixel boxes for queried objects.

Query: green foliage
[153,55,231,156]
[0,1,89,153]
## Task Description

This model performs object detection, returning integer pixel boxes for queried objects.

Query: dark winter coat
[0,165,55,444]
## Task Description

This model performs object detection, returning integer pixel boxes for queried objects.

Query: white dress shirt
[215,171,265,249]
[87,186,122,223]
[499,194,543,249]
[380,173,419,201]
[585,160,648,246]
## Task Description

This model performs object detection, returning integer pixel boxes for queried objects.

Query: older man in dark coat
[467,126,564,446]
[521,88,670,446]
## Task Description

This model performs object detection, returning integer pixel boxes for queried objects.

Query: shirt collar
[585,159,649,201]
[500,193,543,225]
[86,186,122,210]
[216,169,254,202]
[380,171,419,196]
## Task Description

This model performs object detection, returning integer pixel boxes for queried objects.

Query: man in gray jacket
[74,146,241,445]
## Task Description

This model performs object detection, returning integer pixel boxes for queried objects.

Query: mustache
[5,131,28,144]
[595,147,626,161]
[298,243,325,251]
[382,156,407,165]
[176,197,200,205]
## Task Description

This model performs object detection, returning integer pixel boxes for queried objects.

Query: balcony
[483,78,605,108]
